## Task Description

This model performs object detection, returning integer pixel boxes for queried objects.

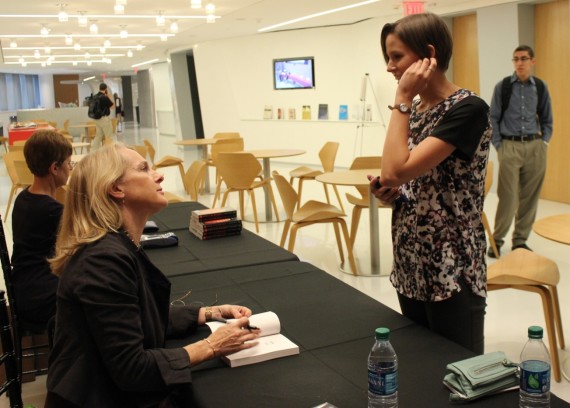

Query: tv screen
[273,57,315,90]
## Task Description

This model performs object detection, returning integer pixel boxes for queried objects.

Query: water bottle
[368,327,398,408]
[519,326,551,408]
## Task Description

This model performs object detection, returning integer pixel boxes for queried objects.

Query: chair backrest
[143,139,157,164]
[0,216,25,403]
[211,138,244,163]
[13,159,34,186]
[484,161,494,197]
[86,125,97,140]
[319,142,340,173]
[184,160,207,200]
[3,151,27,186]
[8,145,24,152]
[350,156,382,197]
[55,185,68,205]
[0,290,23,407]
[13,141,26,147]
[216,152,260,189]
[213,132,241,140]
[272,171,299,220]
[63,119,70,132]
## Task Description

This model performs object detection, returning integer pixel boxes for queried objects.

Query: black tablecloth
[146,203,298,276]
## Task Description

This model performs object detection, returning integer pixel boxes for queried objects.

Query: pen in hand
[211,317,259,331]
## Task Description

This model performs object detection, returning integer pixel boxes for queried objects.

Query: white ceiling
[0,0,540,77]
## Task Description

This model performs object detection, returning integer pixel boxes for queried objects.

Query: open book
[205,311,299,368]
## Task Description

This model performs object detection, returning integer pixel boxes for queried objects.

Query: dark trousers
[397,280,486,354]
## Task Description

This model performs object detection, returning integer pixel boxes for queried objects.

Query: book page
[205,311,281,337]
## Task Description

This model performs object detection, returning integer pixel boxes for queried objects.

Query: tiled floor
[2,122,568,406]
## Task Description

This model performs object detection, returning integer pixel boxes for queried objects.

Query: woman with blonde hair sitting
[46,143,259,407]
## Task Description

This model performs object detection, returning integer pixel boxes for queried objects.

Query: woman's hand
[395,57,437,101]
[368,175,401,206]
[185,317,260,366]
[217,304,253,319]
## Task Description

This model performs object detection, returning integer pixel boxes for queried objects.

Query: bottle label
[368,369,398,396]
[520,360,550,394]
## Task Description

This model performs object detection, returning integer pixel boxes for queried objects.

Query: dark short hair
[24,130,73,177]
[380,12,453,71]
[99,83,108,91]
[514,45,534,58]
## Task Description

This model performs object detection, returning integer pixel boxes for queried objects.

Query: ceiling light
[19,57,24,64]
[191,0,202,9]
[156,12,165,27]
[205,3,216,15]
[127,49,133,57]
[40,25,50,36]
[89,22,98,34]
[58,4,69,22]
[78,12,87,27]
[10,39,17,48]
[258,0,380,32]
[114,3,125,14]
[72,61,78,66]
[84,52,91,59]
[44,46,51,54]
[65,35,73,45]
[169,20,179,33]
[100,47,106,53]
[160,32,168,42]
[104,39,112,48]
[46,59,52,66]
[41,61,46,67]
[132,58,159,68]
[136,43,144,51]
[87,60,92,66]
[74,42,81,50]
[206,15,215,24]
[34,49,40,59]
[120,26,128,38]
[22,61,27,67]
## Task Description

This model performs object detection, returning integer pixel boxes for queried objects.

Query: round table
[533,213,570,382]
[317,169,386,277]
[246,149,306,221]
[174,138,218,193]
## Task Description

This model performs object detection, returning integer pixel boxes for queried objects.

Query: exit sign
[403,1,425,15]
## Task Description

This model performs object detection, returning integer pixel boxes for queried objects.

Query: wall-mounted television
[273,57,315,90]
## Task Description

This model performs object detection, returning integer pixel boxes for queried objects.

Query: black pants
[397,280,486,354]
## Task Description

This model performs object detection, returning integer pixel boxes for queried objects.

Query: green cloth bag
[443,351,519,403]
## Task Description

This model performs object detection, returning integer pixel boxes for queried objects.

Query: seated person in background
[11,129,73,331]
[46,143,260,407]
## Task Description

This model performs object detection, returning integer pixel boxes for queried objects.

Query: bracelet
[205,306,213,321]
[203,338,217,357]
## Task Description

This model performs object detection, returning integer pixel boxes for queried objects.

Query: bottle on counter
[368,327,398,408]
[519,325,551,408]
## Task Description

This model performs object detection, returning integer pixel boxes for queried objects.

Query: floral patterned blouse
[389,89,492,302]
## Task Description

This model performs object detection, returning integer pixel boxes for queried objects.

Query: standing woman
[46,144,259,407]
[370,13,491,353]
[11,130,72,331]
[114,92,123,132]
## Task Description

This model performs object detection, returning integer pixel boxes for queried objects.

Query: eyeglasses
[170,290,219,307]
[512,57,531,63]
[69,160,77,169]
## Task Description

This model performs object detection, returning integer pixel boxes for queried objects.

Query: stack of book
[189,207,242,240]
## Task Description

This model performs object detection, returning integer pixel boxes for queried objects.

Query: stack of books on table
[189,207,242,240]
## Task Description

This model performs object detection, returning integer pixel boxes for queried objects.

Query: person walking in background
[114,92,123,132]
[11,129,73,332]
[370,12,491,354]
[92,83,114,149]
[488,45,553,258]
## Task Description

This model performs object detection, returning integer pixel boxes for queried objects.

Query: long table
[146,203,570,407]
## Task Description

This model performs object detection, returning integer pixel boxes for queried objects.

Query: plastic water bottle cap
[528,325,543,339]
[375,327,390,340]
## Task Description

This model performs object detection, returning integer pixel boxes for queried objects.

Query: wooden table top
[316,169,380,186]
[245,149,305,159]
[68,123,96,129]
[174,138,217,146]
[533,214,570,245]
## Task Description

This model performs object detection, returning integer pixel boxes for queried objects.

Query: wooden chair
[3,151,33,219]
[345,156,389,249]
[213,132,241,140]
[8,141,26,153]
[487,248,565,382]
[209,138,245,207]
[55,185,68,205]
[81,121,97,144]
[483,161,500,258]
[289,141,344,212]
[111,118,118,137]
[143,139,185,187]
[216,153,280,233]
[183,160,207,200]
[0,290,24,407]
[129,144,149,160]
[0,137,8,153]
[272,171,357,275]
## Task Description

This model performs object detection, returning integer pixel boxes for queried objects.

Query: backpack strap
[499,75,546,124]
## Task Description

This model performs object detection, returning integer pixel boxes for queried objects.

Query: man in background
[488,45,553,258]
[92,83,115,149]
